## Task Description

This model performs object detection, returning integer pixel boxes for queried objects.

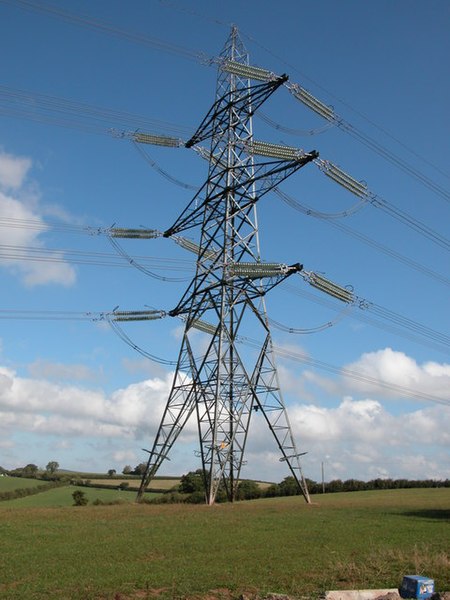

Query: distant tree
[23,464,39,478]
[133,463,147,476]
[107,469,116,477]
[264,483,280,497]
[72,490,88,506]
[179,469,205,494]
[304,478,321,495]
[278,476,299,496]
[184,490,206,504]
[122,465,132,475]
[343,478,364,492]
[46,461,59,474]
[327,479,344,493]
[118,482,129,490]
[236,480,261,501]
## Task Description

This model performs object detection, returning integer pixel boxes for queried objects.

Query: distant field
[2,484,162,508]
[87,477,180,490]
[0,476,51,492]
[87,477,270,490]
[0,487,448,600]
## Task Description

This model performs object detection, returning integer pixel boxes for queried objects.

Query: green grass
[88,477,180,490]
[0,488,448,600]
[0,476,51,492]
[2,485,162,508]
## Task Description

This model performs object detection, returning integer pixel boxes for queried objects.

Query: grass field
[84,478,271,491]
[87,478,180,490]
[0,488,448,600]
[0,476,52,492]
[2,484,162,508]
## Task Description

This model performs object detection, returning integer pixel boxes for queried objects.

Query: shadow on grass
[400,509,450,521]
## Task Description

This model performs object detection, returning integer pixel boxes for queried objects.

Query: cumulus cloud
[0,151,31,190]
[243,396,450,482]
[0,149,76,286]
[1,346,449,481]
[112,449,138,464]
[0,365,170,435]
[0,363,197,446]
[277,364,317,402]
[236,345,450,482]
[342,348,450,401]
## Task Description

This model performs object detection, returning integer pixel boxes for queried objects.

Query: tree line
[149,470,450,504]
[267,476,450,498]
[2,462,448,504]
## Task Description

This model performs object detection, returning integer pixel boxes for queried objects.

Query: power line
[3,0,449,204]
[238,31,450,201]
[155,1,450,189]
[1,0,211,64]
[0,307,447,406]
[1,82,447,254]
[266,340,449,407]
[1,0,446,488]
[281,283,450,356]
[1,201,448,353]
[275,189,450,287]
[0,309,93,321]
[257,110,334,137]
[310,161,450,252]
[132,142,198,191]
[0,84,192,137]
[194,138,449,253]
[2,208,448,355]
[0,244,448,353]
[0,243,193,272]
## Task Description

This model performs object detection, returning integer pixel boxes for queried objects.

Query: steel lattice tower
[136,27,318,505]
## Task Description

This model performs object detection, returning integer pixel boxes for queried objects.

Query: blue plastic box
[400,575,434,599]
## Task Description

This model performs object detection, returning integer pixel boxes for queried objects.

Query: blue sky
[0,0,449,483]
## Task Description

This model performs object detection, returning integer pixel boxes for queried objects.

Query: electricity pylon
[136,27,318,505]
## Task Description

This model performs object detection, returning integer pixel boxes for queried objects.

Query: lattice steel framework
[137,27,318,505]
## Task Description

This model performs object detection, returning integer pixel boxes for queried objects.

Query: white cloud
[0,151,32,190]
[1,347,449,481]
[242,394,450,482]
[277,364,317,402]
[342,348,450,401]
[0,365,172,434]
[112,449,137,463]
[0,149,77,287]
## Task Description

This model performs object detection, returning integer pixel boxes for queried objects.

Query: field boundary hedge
[0,480,67,502]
